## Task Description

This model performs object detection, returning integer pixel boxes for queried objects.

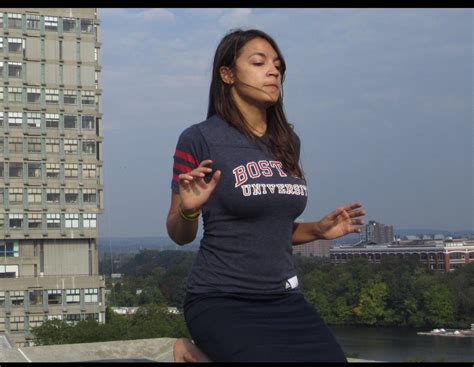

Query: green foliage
[32,306,190,346]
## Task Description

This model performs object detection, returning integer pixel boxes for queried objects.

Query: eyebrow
[248,52,280,62]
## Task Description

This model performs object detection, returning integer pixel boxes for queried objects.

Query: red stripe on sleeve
[172,173,179,183]
[175,149,199,167]
[174,162,193,174]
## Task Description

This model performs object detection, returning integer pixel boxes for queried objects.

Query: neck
[231,92,267,137]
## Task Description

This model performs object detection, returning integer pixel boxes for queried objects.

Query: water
[329,325,474,362]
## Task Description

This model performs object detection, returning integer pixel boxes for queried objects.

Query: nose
[267,64,280,78]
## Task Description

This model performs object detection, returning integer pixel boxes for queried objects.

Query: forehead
[239,37,279,59]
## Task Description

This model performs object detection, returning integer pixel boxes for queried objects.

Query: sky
[97,8,473,238]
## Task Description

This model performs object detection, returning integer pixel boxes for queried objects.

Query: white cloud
[135,8,175,23]
[218,8,253,29]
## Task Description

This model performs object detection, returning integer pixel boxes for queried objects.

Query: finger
[328,207,345,220]
[349,210,367,218]
[208,170,221,189]
[187,170,206,179]
[198,159,214,168]
[179,173,195,181]
[344,202,363,211]
[351,219,365,225]
[193,166,213,174]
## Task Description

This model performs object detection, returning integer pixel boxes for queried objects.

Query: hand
[178,160,221,213]
[316,202,366,240]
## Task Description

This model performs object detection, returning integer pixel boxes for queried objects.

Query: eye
[252,62,264,66]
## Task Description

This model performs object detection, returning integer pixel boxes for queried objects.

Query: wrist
[179,203,201,221]
[313,221,326,240]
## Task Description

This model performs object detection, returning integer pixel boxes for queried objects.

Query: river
[329,325,474,362]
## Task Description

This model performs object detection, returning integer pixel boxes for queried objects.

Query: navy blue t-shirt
[171,115,307,295]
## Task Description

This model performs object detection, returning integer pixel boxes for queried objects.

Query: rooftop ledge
[0,337,379,363]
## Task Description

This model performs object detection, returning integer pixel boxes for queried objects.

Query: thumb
[208,170,221,190]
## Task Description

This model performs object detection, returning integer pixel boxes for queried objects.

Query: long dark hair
[207,28,303,178]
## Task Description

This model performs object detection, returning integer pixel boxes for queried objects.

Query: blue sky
[97,8,473,238]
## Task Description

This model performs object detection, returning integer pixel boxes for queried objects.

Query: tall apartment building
[0,8,104,346]
[360,220,394,245]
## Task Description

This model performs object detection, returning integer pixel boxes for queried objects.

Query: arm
[292,202,367,246]
[167,192,200,245]
[167,160,221,246]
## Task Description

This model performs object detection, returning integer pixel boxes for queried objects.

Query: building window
[0,265,19,279]
[0,61,3,75]
[45,113,59,129]
[8,112,23,127]
[0,112,3,127]
[83,164,96,179]
[85,313,99,321]
[64,164,78,179]
[0,39,3,52]
[9,137,23,153]
[80,19,94,33]
[84,288,98,303]
[28,188,42,204]
[65,213,79,228]
[64,115,77,129]
[28,162,42,178]
[47,290,62,305]
[10,316,25,331]
[0,292,4,307]
[8,88,23,104]
[46,214,60,228]
[81,90,95,105]
[83,214,96,229]
[29,289,43,306]
[47,314,63,321]
[0,188,3,204]
[27,113,41,128]
[46,188,60,203]
[83,189,97,204]
[63,89,76,104]
[62,17,76,32]
[46,138,59,153]
[44,16,58,32]
[9,214,23,229]
[82,115,95,130]
[26,15,40,30]
[64,139,78,154]
[8,62,22,78]
[28,137,42,153]
[0,241,19,257]
[0,163,3,178]
[8,38,22,53]
[82,140,96,154]
[28,213,42,229]
[29,315,44,328]
[0,214,3,230]
[45,89,59,104]
[46,163,60,178]
[9,163,23,178]
[9,188,23,204]
[66,289,80,304]
[65,189,78,204]
[0,87,3,102]
[27,88,41,103]
[8,13,22,29]
[0,138,3,153]
[66,314,81,324]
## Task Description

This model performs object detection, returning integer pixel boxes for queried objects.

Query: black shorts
[184,291,347,362]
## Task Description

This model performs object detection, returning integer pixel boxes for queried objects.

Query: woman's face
[223,37,282,108]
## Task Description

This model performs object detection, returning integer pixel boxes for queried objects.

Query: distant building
[360,221,394,244]
[293,239,333,257]
[330,238,474,273]
[0,8,104,346]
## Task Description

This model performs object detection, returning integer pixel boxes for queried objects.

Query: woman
[167,28,366,362]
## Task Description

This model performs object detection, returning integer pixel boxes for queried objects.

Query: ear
[219,66,234,85]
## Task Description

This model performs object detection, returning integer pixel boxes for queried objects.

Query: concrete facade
[293,239,333,257]
[0,8,105,346]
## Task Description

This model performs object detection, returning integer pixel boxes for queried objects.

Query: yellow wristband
[179,204,201,222]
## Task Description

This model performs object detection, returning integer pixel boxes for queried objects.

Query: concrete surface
[0,337,380,362]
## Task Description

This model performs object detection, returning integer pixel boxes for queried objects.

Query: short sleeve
[171,125,209,193]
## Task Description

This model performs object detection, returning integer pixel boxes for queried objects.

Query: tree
[353,280,388,325]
